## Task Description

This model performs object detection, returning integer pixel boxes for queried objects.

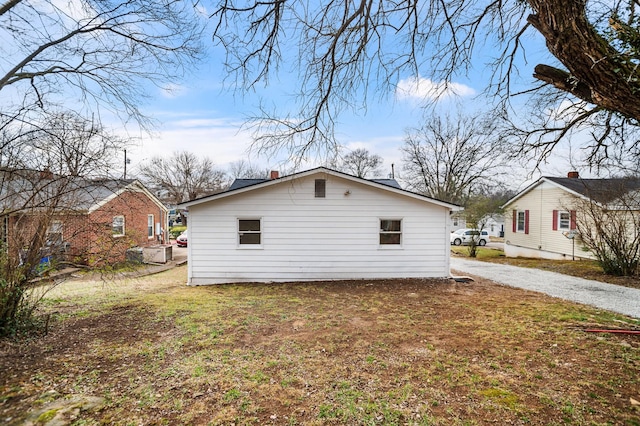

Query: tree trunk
[528,0,640,121]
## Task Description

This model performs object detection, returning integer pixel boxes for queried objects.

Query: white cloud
[548,99,591,123]
[395,76,475,102]
[121,113,257,171]
[341,135,405,177]
[50,0,96,21]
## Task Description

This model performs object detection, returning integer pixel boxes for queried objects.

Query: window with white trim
[238,219,261,245]
[46,220,63,247]
[558,211,571,230]
[112,215,125,237]
[516,211,526,232]
[380,219,402,245]
[147,214,154,238]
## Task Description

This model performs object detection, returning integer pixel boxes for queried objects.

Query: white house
[451,213,504,237]
[179,167,462,285]
[502,172,640,260]
[482,214,505,237]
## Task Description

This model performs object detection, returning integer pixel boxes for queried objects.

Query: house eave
[501,177,592,209]
[179,167,463,211]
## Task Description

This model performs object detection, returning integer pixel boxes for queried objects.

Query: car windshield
[453,229,465,235]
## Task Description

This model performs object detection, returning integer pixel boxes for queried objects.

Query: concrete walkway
[451,257,640,319]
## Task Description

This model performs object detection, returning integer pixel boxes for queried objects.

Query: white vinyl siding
[504,182,594,260]
[186,174,452,284]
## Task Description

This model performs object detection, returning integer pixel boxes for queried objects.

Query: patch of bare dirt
[1,277,638,425]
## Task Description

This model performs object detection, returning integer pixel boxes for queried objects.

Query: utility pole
[124,149,131,179]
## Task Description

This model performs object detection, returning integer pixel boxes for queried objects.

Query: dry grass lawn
[1,266,639,425]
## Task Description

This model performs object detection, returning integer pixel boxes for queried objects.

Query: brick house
[1,171,168,267]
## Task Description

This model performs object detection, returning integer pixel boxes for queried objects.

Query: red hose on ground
[584,329,640,335]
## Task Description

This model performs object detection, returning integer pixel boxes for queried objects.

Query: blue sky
[121,18,586,189]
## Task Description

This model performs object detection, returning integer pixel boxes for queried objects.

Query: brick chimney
[270,170,279,179]
[40,168,54,180]
[567,171,579,179]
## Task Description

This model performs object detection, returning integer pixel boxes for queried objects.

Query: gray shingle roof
[1,169,139,213]
[228,179,270,190]
[546,176,640,204]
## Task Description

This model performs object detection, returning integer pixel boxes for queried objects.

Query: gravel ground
[451,257,640,319]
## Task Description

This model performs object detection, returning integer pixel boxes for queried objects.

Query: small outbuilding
[179,167,462,285]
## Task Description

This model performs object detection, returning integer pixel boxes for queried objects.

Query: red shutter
[570,210,577,230]
[552,210,558,230]
[524,210,530,234]
[512,210,517,233]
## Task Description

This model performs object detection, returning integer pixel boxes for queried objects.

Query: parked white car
[450,229,489,246]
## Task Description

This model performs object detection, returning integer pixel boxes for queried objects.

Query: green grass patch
[4,268,635,425]
[451,246,505,259]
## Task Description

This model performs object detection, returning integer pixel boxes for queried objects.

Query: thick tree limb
[533,64,594,104]
[528,4,640,122]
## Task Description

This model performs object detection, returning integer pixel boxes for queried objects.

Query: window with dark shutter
[516,211,526,232]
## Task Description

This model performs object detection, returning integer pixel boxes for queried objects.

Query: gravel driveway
[451,257,640,319]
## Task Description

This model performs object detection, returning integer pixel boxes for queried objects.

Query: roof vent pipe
[567,171,579,178]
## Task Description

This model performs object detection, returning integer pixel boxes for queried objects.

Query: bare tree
[138,151,226,221]
[1,0,203,132]
[227,160,271,180]
[0,113,135,337]
[0,0,204,337]
[337,148,383,178]
[211,0,640,169]
[462,195,506,258]
[401,113,506,205]
[1,111,128,178]
[572,181,640,276]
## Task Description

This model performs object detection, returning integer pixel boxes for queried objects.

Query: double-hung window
[512,210,530,234]
[46,220,63,246]
[147,214,154,238]
[112,215,125,237]
[239,219,261,245]
[558,211,571,230]
[553,209,576,231]
[380,219,402,245]
[516,211,526,233]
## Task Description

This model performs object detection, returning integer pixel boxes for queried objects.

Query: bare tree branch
[401,112,507,205]
[211,0,640,168]
[1,0,205,130]
[138,151,227,208]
